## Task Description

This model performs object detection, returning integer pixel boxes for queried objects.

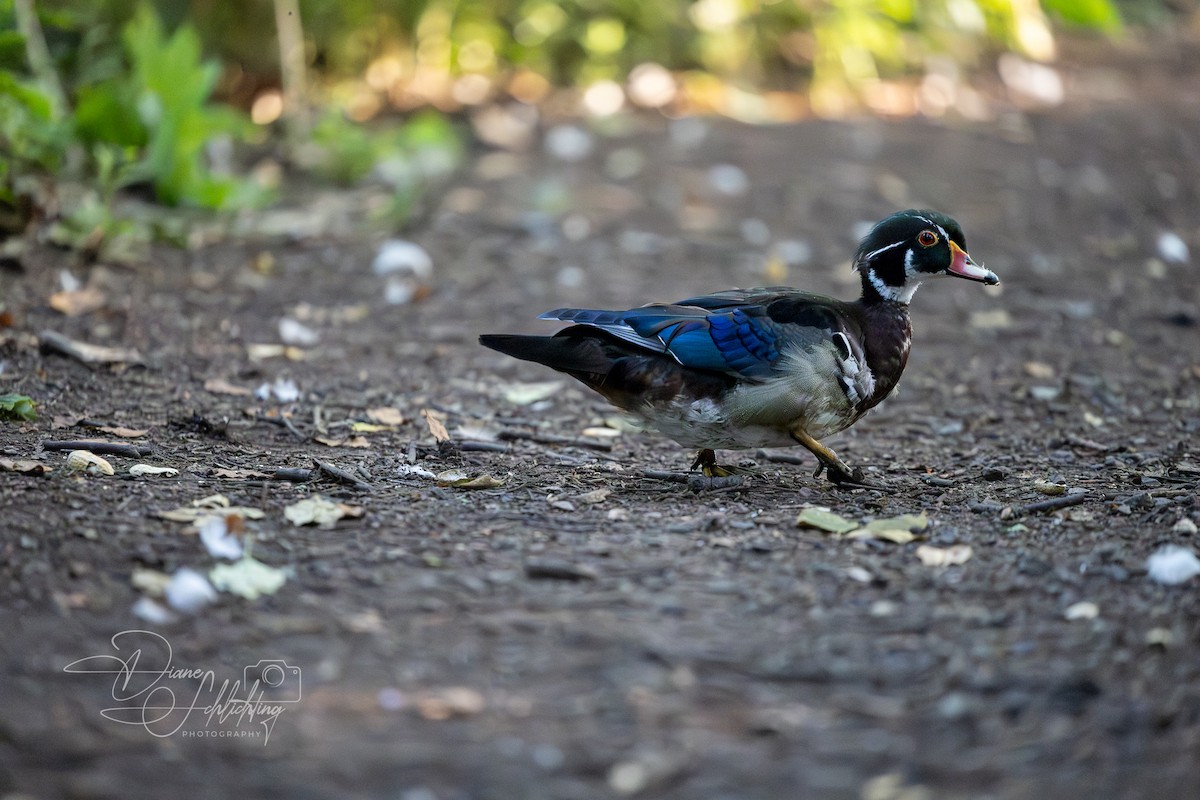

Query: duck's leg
[690,448,739,478]
[789,429,871,487]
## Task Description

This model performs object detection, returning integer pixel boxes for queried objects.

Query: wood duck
[480,210,999,486]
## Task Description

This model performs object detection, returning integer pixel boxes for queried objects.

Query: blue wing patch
[542,305,780,378]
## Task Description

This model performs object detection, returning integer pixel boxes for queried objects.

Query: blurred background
[0,0,1195,257]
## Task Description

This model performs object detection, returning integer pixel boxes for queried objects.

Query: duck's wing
[540,289,864,382]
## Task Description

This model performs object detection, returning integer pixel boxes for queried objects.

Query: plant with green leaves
[0,392,37,421]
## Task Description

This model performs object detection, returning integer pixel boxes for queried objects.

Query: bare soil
[2,41,1199,800]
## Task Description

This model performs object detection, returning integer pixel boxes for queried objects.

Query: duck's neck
[855,293,912,410]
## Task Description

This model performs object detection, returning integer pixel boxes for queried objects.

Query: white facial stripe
[865,240,906,260]
[904,247,916,275]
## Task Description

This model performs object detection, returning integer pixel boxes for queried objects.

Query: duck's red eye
[917,230,938,247]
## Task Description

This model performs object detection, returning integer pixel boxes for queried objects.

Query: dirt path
[2,49,1199,799]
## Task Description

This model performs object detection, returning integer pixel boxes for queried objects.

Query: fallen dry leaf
[0,458,51,474]
[284,495,363,528]
[351,422,391,433]
[366,407,405,426]
[845,527,917,544]
[129,464,179,477]
[575,488,611,504]
[916,544,973,567]
[49,286,107,316]
[502,380,563,406]
[423,408,450,443]
[204,377,253,397]
[581,426,621,438]
[436,470,503,489]
[314,435,371,449]
[246,343,306,361]
[209,557,287,599]
[212,467,272,479]
[795,507,858,535]
[415,687,485,720]
[157,494,265,523]
[130,567,172,597]
[93,425,149,438]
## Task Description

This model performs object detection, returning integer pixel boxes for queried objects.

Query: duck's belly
[634,396,851,451]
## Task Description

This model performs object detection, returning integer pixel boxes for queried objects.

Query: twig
[312,459,374,492]
[756,450,809,465]
[497,429,612,452]
[272,0,310,145]
[39,330,143,366]
[643,469,690,484]
[459,440,509,453]
[1013,492,1090,516]
[524,558,597,581]
[280,412,307,441]
[41,439,154,458]
[273,467,313,482]
[254,412,306,440]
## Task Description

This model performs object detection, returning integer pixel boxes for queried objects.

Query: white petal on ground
[1146,545,1200,585]
[198,516,243,560]
[278,317,320,346]
[1156,231,1189,264]
[131,596,176,624]
[164,568,219,613]
[371,239,433,278]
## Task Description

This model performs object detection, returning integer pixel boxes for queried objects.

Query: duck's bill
[947,241,999,285]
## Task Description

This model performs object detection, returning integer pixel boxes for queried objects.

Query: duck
[480,209,999,486]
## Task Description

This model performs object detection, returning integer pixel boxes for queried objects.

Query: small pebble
[708,164,749,196]
[1172,518,1197,536]
[544,125,593,162]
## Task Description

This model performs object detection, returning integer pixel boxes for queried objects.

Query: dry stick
[496,429,612,452]
[273,467,314,482]
[41,439,155,458]
[280,412,307,441]
[1014,492,1090,516]
[254,412,307,441]
[312,459,374,492]
[643,469,690,484]
[459,440,509,453]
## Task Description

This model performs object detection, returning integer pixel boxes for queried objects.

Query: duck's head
[855,209,999,304]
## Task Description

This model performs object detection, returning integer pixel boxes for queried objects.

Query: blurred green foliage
[161,0,1123,94]
[0,0,1142,256]
[0,392,37,421]
[0,0,464,258]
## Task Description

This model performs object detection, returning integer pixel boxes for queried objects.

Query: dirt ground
[2,37,1200,800]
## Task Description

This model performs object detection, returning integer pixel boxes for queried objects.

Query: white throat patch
[867,259,921,304]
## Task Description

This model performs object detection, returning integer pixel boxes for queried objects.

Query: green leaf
[0,393,37,422]
[795,507,859,534]
[74,81,147,148]
[1041,0,1121,32]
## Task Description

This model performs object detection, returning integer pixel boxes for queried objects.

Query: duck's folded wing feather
[541,299,831,379]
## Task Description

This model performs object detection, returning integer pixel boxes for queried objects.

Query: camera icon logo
[244,660,302,702]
